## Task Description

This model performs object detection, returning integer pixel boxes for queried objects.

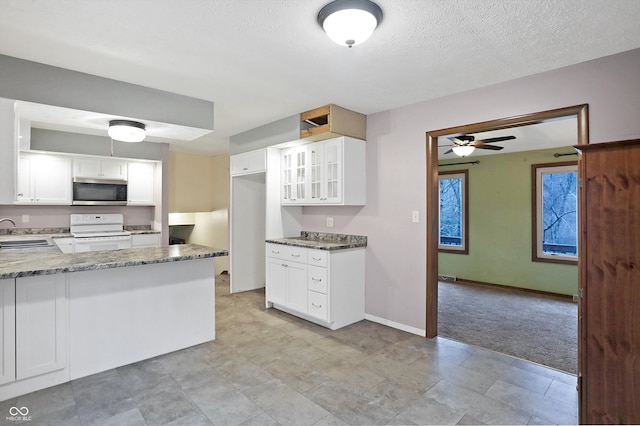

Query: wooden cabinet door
[578,140,640,424]
[16,274,68,380]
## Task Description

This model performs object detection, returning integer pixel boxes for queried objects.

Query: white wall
[300,48,640,332]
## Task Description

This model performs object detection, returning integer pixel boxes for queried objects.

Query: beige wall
[169,151,230,274]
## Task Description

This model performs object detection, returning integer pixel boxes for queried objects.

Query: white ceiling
[1,0,640,155]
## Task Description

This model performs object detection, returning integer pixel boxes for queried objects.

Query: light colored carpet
[438,280,577,374]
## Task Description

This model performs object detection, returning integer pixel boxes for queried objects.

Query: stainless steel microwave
[72,178,128,205]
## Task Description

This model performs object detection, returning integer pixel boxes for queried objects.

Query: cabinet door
[0,278,15,385]
[287,261,308,314]
[99,159,128,180]
[323,139,342,203]
[294,148,307,203]
[128,161,155,205]
[230,150,266,176]
[308,143,324,203]
[131,233,161,247]
[267,259,287,306]
[73,158,102,178]
[16,155,33,202]
[16,274,68,380]
[17,153,71,204]
[33,155,71,204]
[281,149,295,203]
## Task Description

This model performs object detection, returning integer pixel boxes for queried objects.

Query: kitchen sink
[0,239,52,249]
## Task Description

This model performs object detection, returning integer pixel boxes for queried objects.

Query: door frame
[425,104,589,338]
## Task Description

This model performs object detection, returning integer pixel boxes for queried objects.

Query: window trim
[438,169,469,254]
[531,161,578,265]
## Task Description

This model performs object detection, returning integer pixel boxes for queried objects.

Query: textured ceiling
[1,0,640,155]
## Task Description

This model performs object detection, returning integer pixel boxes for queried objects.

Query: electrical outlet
[326,217,334,227]
[22,214,29,223]
[573,294,578,302]
[412,211,419,223]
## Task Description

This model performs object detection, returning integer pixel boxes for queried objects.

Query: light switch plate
[412,211,419,223]
[327,217,334,227]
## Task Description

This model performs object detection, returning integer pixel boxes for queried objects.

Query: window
[438,170,468,254]
[532,162,578,264]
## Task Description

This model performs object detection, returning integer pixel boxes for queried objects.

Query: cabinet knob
[242,167,248,171]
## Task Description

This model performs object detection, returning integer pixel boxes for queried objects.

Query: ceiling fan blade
[443,148,454,155]
[474,144,503,150]
[476,135,516,144]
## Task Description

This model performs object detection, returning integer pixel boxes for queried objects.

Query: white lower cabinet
[265,243,365,330]
[16,274,68,380]
[1,274,70,399]
[131,233,161,247]
[0,278,16,386]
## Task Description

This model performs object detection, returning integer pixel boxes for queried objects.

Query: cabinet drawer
[307,291,328,321]
[307,250,328,267]
[308,266,328,294]
[266,244,307,263]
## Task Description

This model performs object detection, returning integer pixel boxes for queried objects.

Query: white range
[70,213,132,252]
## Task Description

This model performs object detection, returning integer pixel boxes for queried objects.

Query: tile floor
[1,276,578,425]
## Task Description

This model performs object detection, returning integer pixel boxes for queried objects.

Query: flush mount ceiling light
[451,145,475,157]
[317,0,383,48]
[108,120,146,143]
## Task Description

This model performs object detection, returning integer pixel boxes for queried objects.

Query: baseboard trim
[365,314,426,337]
[447,278,574,301]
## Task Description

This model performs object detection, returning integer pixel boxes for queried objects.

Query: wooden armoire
[576,139,640,424]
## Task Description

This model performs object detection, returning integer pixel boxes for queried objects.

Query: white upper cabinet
[16,152,72,204]
[230,149,266,176]
[127,161,155,205]
[74,158,128,180]
[280,136,365,206]
[281,145,308,204]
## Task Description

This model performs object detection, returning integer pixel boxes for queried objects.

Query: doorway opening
[425,104,589,339]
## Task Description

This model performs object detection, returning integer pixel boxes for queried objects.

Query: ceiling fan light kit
[318,0,383,48]
[451,145,476,157]
[108,119,146,143]
[444,135,516,156]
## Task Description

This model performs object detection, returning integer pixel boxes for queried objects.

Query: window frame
[531,161,578,265]
[438,169,469,255]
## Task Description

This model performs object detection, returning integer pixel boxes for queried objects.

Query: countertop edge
[265,238,367,251]
[0,245,228,279]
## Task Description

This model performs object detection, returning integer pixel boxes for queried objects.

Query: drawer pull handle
[242,167,248,170]
[311,277,322,282]
[312,257,322,261]
[272,250,280,254]
[281,264,288,267]
[311,303,322,308]
[291,254,300,258]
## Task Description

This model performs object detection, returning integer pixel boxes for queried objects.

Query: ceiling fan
[442,135,516,157]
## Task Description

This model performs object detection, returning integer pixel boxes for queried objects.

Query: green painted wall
[438,147,578,296]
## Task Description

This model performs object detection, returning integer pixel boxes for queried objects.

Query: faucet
[0,218,16,228]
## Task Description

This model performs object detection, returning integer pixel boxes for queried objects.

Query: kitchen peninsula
[0,243,227,400]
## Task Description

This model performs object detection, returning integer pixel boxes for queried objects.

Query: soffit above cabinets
[17,101,211,143]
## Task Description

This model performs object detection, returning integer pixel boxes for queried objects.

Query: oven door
[74,236,132,253]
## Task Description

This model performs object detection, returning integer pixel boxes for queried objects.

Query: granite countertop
[0,244,228,279]
[266,231,367,251]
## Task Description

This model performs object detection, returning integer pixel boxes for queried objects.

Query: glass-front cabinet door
[323,139,342,203]
[281,146,307,204]
[309,144,324,203]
